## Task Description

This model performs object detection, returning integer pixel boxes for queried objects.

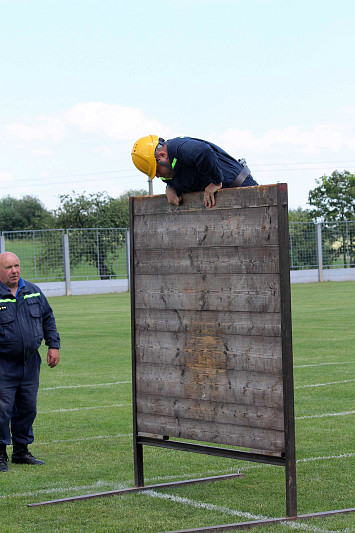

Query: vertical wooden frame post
[277,184,297,517]
[130,197,144,487]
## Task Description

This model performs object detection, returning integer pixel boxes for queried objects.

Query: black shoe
[0,447,9,472]
[12,444,44,465]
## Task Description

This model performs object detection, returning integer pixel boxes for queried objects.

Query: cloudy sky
[1,0,354,211]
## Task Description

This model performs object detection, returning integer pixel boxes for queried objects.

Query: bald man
[0,252,60,472]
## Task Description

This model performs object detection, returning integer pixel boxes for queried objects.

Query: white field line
[296,411,355,420]
[296,452,355,463]
[0,480,129,500]
[295,379,355,389]
[40,381,131,391]
[142,490,331,533]
[142,489,265,522]
[294,361,355,369]
[37,433,132,445]
[38,403,131,414]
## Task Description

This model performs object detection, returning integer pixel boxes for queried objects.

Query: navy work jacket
[0,279,60,363]
[165,137,246,196]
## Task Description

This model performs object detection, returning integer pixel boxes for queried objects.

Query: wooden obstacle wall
[130,183,296,514]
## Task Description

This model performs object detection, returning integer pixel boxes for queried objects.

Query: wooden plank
[135,309,281,337]
[135,331,282,373]
[134,246,279,275]
[136,395,284,431]
[136,413,285,451]
[132,185,279,216]
[134,273,281,313]
[136,364,283,408]
[133,206,278,250]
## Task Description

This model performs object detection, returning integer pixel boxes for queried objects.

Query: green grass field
[0,282,354,532]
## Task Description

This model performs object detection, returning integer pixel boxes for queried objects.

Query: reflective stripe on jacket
[0,280,60,362]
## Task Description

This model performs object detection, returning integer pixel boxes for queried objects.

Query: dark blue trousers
[0,351,41,445]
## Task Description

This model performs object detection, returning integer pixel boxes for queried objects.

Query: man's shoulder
[22,279,42,294]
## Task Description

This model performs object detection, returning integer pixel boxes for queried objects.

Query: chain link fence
[289,220,355,270]
[0,228,129,283]
[0,222,354,286]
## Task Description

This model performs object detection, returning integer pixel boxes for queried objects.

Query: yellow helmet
[131,135,159,180]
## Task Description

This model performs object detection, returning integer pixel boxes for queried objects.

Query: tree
[52,190,147,279]
[308,170,355,222]
[0,195,54,232]
[104,189,148,228]
[308,171,355,267]
[288,207,313,223]
[53,189,147,229]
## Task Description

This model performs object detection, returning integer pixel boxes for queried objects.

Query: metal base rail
[27,472,244,507]
[159,508,355,532]
[137,437,286,466]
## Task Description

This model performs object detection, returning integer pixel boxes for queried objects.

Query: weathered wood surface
[136,364,283,408]
[136,331,282,373]
[131,184,291,455]
[136,395,284,431]
[135,274,281,313]
[132,185,279,215]
[135,309,281,337]
[133,207,278,250]
[136,413,285,452]
[134,246,279,275]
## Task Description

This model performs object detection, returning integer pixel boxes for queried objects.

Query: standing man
[131,135,258,208]
[0,252,60,472]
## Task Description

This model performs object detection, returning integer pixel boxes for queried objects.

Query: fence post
[345,220,350,268]
[316,223,323,282]
[63,232,71,296]
[0,235,5,253]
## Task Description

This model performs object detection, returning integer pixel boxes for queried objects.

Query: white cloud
[64,102,168,140]
[219,124,355,156]
[4,103,171,149]
[6,116,67,142]
[0,171,14,182]
[31,147,54,156]
[7,104,353,159]
[343,106,355,115]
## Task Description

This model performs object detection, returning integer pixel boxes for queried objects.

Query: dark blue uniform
[165,137,258,196]
[0,278,60,445]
